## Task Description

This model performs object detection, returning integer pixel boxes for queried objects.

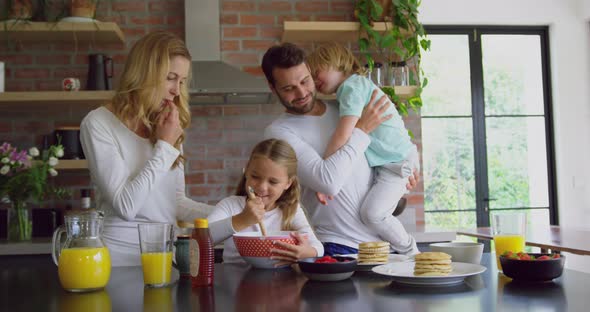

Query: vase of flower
[8,200,31,241]
[1,142,69,241]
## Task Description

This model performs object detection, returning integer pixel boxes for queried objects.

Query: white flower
[0,165,9,175]
[1,157,8,164]
[48,168,58,177]
[28,147,39,157]
[55,147,64,158]
[48,157,59,167]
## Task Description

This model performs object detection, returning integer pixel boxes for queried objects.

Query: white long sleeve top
[80,107,213,266]
[264,100,383,248]
[207,196,324,264]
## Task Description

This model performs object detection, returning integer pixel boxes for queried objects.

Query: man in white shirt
[262,43,419,255]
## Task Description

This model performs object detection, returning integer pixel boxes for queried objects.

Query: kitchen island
[0,253,584,311]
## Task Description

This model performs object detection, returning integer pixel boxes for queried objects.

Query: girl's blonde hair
[235,139,301,230]
[110,31,192,168]
[306,42,365,77]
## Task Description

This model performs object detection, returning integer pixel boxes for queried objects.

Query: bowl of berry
[297,256,357,282]
[500,251,565,282]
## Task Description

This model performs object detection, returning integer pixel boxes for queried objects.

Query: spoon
[248,186,267,236]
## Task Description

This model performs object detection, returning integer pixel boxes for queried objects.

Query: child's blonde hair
[306,42,365,77]
[235,139,301,230]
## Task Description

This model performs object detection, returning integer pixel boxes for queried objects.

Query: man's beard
[277,90,317,115]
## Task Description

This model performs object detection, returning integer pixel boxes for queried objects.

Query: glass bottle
[190,218,214,287]
[80,189,91,210]
[371,62,384,87]
[390,61,409,86]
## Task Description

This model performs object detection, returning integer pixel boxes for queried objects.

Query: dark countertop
[0,253,585,312]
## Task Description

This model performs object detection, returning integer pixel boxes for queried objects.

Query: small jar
[389,61,409,86]
[370,62,384,87]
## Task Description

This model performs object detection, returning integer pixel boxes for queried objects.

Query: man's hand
[355,89,393,134]
[315,192,334,206]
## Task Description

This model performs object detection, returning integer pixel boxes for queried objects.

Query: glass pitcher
[52,211,111,292]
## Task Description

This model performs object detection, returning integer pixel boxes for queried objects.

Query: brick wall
[0,0,425,229]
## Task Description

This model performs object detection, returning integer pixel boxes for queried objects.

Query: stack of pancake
[358,241,390,264]
[413,252,453,276]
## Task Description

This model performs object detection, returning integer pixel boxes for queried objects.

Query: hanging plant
[354,0,431,117]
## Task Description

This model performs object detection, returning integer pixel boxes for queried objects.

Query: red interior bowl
[233,231,298,257]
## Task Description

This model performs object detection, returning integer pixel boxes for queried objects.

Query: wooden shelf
[282,21,410,42]
[0,21,125,44]
[318,85,418,100]
[55,159,88,170]
[0,91,114,110]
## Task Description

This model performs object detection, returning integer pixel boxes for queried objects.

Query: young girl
[306,42,419,255]
[208,139,323,265]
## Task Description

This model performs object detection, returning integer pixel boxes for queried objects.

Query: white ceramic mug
[430,242,484,264]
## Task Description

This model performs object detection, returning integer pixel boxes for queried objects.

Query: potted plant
[7,0,33,21]
[354,0,431,117]
[69,0,97,19]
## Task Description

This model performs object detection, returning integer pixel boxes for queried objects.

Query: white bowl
[429,242,484,264]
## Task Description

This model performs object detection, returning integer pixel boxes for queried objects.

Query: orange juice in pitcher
[52,211,111,292]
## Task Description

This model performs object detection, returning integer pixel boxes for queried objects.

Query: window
[420,26,556,230]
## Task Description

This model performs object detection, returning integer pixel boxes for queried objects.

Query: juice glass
[492,212,526,270]
[138,223,174,288]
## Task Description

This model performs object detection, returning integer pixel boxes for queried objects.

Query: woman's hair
[235,139,301,230]
[110,31,192,168]
[306,42,365,77]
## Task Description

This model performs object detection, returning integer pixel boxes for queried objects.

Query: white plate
[372,262,486,286]
[338,254,410,271]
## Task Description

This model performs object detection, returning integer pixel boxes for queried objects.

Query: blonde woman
[80,31,213,266]
[208,139,323,266]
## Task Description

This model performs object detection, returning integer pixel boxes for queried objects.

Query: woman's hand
[271,232,317,267]
[232,196,265,232]
[156,100,183,146]
[355,89,393,134]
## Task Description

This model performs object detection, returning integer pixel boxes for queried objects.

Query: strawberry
[537,255,551,260]
[518,253,531,260]
[552,254,561,259]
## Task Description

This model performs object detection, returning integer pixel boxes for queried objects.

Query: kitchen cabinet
[282,21,417,99]
[0,21,125,44]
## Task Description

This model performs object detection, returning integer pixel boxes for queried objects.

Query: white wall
[421,0,590,272]
[582,0,590,19]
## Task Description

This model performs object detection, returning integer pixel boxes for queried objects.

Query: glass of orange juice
[138,223,174,288]
[492,212,526,271]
